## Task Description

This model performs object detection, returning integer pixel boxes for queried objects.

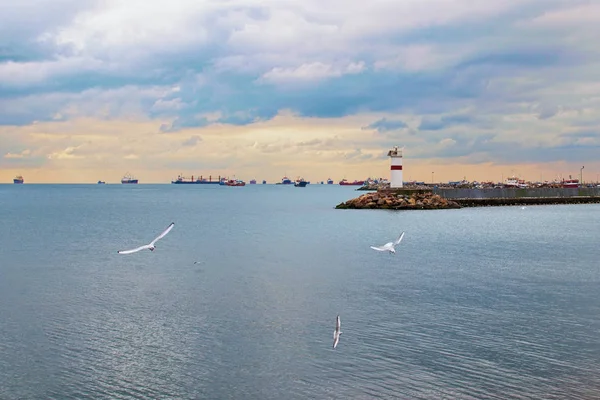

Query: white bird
[370,232,405,254]
[333,315,342,349]
[117,222,175,254]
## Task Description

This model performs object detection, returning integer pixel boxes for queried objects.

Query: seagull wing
[118,244,151,254]
[394,232,405,245]
[336,315,341,331]
[150,222,175,245]
[370,246,389,252]
[371,246,389,251]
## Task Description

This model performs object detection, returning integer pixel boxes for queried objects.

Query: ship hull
[294,181,308,187]
[121,180,138,184]
[339,181,364,186]
[171,180,220,184]
[13,180,24,184]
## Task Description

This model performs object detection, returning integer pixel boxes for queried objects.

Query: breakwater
[433,187,600,199]
[336,187,600,210]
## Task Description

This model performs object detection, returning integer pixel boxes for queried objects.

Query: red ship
[339,179,365,186]
[225,179,246,186]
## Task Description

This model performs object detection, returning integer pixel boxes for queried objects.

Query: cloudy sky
[1,0,599,183]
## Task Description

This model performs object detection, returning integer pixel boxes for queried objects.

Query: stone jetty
[335,190,461,210]
[336,187,600,210]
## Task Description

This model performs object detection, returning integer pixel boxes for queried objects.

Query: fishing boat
[281,176,293,185]
[121,173,138,184]
[562,176,580,188]
[13,175,24,184]
[504,175,528,188]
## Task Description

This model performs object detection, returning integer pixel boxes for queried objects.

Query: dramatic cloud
[1,0,599,182]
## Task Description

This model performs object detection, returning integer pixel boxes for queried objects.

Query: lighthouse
[387,146,403,188]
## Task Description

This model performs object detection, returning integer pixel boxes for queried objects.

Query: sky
[1,0,599,183]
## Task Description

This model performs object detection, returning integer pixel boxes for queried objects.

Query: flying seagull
[370,232,405,254]
[117,222,175,254]
[333,315,342,349]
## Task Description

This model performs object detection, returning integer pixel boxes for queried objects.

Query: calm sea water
[1,184,599,399]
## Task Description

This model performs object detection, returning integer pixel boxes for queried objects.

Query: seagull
[117,222,175,254]
[333,315,342,349]
[370,232,405,254]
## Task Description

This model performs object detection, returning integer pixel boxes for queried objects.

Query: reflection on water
[1,184,599,399]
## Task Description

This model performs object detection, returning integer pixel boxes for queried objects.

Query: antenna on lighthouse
[387,146,403,188]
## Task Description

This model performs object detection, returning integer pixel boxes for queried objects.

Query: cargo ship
[171,175,223,184]
[121,173,138,184]
[13,175,24,184]
[294,177,308,187]
[339,179,365,186]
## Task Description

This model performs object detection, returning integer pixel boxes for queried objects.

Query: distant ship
[171,175,222,184]
[262,180,267,184]
[563,176,580,188]
[281,176,292,184]
[97,180,106,185]
[121,173,138,184]
[13,175,24,184]
[504,175,527,188]
[225,179,246,186]
[339,179,365,186]
[249,179,257,184]
[294,177,308,187]
[327,178,334,184]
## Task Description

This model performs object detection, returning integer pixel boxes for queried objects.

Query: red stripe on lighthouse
[390,165,403,170]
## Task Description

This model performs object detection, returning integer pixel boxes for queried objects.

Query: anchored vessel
[225,179,246,186]
[171,175,223,184]
[339,178,365,186]
[121,173,138,184]
[294,177,308,187]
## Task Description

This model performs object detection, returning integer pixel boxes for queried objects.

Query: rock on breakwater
[335,191,462,210]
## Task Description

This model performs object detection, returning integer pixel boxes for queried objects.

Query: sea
[1,183,599,400]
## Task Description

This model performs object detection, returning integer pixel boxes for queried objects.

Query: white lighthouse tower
[387,146,403,188]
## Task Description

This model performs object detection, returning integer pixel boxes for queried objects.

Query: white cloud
[45,0,214,58]
[260,61,365,84]
[4,149,32,159]
[47,145,84,160]
[0,57,110,87]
